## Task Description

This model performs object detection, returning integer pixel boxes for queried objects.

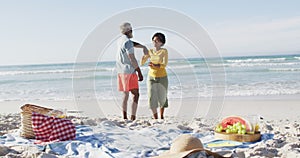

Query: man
[116,22,148,120]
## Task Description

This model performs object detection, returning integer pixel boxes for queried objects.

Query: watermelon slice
[220,116,253,132]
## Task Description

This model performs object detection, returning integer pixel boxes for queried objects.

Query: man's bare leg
[130,89,139,120]
[122,92,129,120]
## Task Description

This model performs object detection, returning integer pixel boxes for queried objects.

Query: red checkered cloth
[32,112,76,144]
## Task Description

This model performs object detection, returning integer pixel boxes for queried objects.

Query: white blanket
[0,120,272,157]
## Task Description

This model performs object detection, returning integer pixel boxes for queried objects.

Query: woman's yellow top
[141,48,168,78]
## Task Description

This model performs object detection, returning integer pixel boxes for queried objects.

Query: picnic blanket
[0,120,274,157]
[31,113,76,144]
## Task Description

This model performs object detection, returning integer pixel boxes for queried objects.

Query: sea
[1,54,300,102]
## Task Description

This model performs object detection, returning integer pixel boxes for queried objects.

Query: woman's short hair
[152,32,166,45]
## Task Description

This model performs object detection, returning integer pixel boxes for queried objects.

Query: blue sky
[1,0,300,65]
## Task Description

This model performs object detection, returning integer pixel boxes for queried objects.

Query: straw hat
[153,134,226,158]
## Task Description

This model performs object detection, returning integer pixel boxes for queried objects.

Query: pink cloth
[32,112,76,144]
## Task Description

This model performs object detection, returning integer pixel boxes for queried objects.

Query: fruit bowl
[214,131,261,142]
[214,115,261,142]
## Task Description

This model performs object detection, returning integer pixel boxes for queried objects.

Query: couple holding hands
[116,22,168,121]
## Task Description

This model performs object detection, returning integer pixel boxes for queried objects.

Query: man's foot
[160,115,164,119]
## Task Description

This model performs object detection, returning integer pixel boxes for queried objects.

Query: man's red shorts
[118,73,139,91]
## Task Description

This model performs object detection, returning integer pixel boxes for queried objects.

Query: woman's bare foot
[153,113,158,119]
[130,115,136,121]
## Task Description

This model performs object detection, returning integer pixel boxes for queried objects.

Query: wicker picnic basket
[20,104,61,139]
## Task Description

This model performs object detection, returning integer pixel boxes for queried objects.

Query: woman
[141,32,168,119]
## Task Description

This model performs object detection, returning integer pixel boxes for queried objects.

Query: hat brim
[152,148,226,158]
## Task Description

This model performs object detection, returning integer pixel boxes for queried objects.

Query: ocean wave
[268,68,300,72]
[225,89,300,97]
[226,57,286,63]
[211,62,300,67]
[72,75,115,80]
[1,85,299,102]
[0,97,74,102]
[0,77,72,84]
[0,67,115,76]
[225,82,300,96]
[168,60,184,63]
[168,59,191,64]
[294,57,300,60]
[168,65,196,69]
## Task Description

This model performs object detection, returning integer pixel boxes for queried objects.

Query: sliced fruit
[220,116,253,132]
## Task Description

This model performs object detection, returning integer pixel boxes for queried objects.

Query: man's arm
[133,41,148,55]
[128,53,143,81]
[132,41,144,48]
[128,53,139,69]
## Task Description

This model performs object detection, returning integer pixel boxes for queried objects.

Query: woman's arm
[149,49,168,68]
[157,49,168,68]
[161,50,168,68]
[141,54,150,66]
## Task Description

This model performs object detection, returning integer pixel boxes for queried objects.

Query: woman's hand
[149,62,160,68]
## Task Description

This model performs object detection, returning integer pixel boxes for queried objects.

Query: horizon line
[1,52,299,67]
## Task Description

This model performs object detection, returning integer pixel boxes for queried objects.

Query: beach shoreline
[1,97,299,120]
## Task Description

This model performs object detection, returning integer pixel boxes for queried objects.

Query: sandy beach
[1,1,300,157]
[0,98,300,157]
[1,97,300,120]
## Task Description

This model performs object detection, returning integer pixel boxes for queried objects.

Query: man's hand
[138,72,143,81]
[135,67,143,81]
